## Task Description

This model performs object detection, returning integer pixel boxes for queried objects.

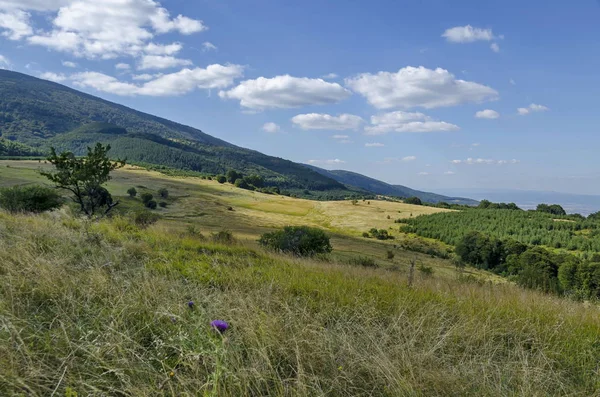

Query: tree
[537,203,566,216]
[41,143,124,217]
[140,193,153,204]
[226,169,241,184]
[216,175,227,184]
[0,185,63,213]
[158,188,169,199]
[245,174,264,188]
[405,197,422,205]
[146,200,157,209]
[127,187,137,197]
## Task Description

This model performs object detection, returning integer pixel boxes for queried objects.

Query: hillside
[306,166,478,205]
[1,163,599,395]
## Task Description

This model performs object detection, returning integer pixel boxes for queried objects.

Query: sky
[1,0,600,195]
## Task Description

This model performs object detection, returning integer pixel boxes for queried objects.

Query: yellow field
[0,160,495,281]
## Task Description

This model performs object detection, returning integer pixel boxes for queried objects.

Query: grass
[1,210,600,395]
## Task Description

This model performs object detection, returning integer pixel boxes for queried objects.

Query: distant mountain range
[0,69,476,204]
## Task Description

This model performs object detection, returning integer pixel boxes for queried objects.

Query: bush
[0,185,63,213]
[418,264,434,276]
[211,230,236,244]
[387,250,395,260]
[159,201,167,208]
[127,187,137,197]
[131,210,160,228]
[140,192,153,204]
[405,197,423,205]
[259,226,332,256]
[347,256,379,268]
[145,200,157,209]
[216,175,227,184]
[362,232,370,238]
[158,188,169,199]
[368,228,394,240]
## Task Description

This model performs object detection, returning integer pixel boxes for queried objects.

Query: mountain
[0,70,474,203]
[305,166,478,205]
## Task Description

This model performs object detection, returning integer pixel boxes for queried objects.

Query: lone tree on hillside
[127,187,137,197]
[405,197,423,206]
[41,143,125,217]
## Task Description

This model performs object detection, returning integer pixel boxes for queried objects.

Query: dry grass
[1,211,600,396]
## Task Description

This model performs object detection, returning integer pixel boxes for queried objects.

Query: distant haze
[435,189,600,216]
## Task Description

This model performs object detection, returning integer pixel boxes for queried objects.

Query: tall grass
[1,210,599,396]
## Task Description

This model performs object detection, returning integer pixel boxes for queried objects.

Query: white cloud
[339,139,353,144]
[403,156,417,162]
[144,42,182,55]
[509,78,516,85]
[475,109,499,119]
[418,172,430,176]
[321,73,338,79]
[0,9,33,40]
[517,103,549,115]
[62,60,77,68]
[0,54,9,67]
[202,41,217,51]
[138,55,192,70]
[365,142,384,147]
[40,71,67,82]
[442,25,495,43]
[262,122,280,133]
[71,63,244,96]
[131,73,159,81]
[291,113,363,130]
[490,43,500,53]
[115,63,130,70]
[451,158,520,165]
[332,134,349,139]
[444,171,455,175]
[307,159,346,165]
[346,66,498,110]
[365,110,459,135]
[6,0,206,59]
[219,75,351,110]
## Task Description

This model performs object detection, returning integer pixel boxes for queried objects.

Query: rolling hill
[0,69,474,203]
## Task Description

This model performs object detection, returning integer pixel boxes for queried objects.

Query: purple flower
[210,320,229,334]
[187,301,194,309]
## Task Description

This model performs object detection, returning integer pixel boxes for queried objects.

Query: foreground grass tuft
[1,211,600,396]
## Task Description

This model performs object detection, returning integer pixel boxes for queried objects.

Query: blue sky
[1,0,600,194]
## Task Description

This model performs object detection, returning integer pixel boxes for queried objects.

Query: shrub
[131,210,160,228]
[159,201,167,208]
[362,232,370,238]
[227,206,234,211]
[259,226,332,256]
[405,197,423,205]
[368,228,394,240]
[347,256,379,268]
[158,188,169,199]
[211,230,236,244]
[0,185,63,213]
[216,175,226,184]
[140,192,153,204]
[127,187,137,197]
[387,250,395,260]
[145,200,157,209]
[418,264,434,276]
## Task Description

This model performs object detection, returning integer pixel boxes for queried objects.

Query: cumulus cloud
[131,73,159,81]
[3,0,206,59]
[0,54,9,67]
[365,111,459,135]
[444,171,455,175]
[475,109,499,119]
[346,66,498,110]
[418,172,430,176]
[321,73,338,79]
[262,122,280,133]
[202,41,217,51]
[332,134,349,139]
[307,159,346,165]
[138,55,192,70]
[365,142,384,147]
[115,63,130,70]
[291,113,363,130]
[517,103,549,115]
[144,42,182,55]
[403,156,417,162]
[451,158,519,165]
[62,60,77,67]
[442,25,495,43]
[509,78,516,85]
[40,71,67,82]
[219,75,351,110]
[490,43,500,53]
[71,63,244,96]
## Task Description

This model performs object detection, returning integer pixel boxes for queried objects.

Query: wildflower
[187,301,194,309]
[169,371,175,377]
[210,319,229,334]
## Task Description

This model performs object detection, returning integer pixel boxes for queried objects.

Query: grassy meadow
[1,160,600,395]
